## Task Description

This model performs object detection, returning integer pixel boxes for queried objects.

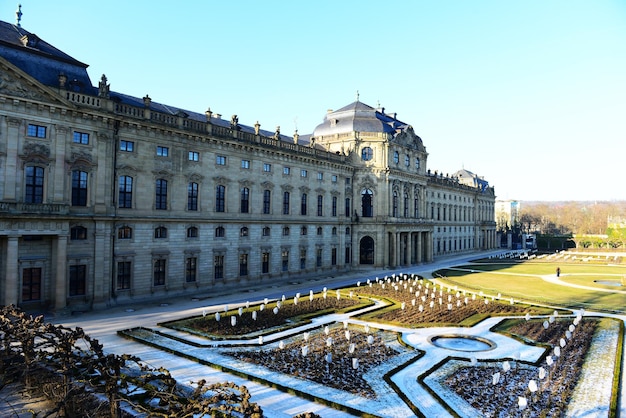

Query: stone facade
[0,20,496,312]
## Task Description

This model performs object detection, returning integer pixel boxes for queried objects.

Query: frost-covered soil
[122,274,622,417]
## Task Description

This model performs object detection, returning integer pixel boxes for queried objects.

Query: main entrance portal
[359,236,375,264]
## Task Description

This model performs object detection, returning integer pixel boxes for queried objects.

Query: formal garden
[1,252,624,417]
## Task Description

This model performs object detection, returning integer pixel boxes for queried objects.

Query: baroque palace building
[0,18,497,313]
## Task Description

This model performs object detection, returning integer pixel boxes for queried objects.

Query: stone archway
[359,236,375,264]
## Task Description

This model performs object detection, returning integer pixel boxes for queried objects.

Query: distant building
[495,200,520,231]
[0,18,497,312]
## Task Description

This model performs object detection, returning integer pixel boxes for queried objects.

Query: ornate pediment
[0,58,69,105]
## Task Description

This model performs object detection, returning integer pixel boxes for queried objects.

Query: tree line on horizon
[518,200,626,236]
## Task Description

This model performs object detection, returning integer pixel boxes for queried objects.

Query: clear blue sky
[3,1,625,201]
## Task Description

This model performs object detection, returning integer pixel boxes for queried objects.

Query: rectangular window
[188,151,199,161]
[120,140,134,152]
[317,195,323,216]
[73,131,89,144]
[216,185,225,212]
[188,182,198,211]
[241,159,250,169]
[118,176,133,208]
[155,179,168,210]
[316,248,322,267]
[317,172,323,181]
[263,163,271,172]
[185,257,197,282]
[116,261,131,290]
[153,259,166,286]
[282,191,290,215]
[331,175,338,183]
[281,250,289,272]
[27,124,46,138]
[262,252,270,274]
[263,190,271,214]
[301,169,307,178]
[331,248,337,266]
[332,196,337,217]
[300,194,307,215]
[69,265,87,296]
[345,246,351,265]
[300,249,306,270]
[214,255,224,279]
[240,187,249,213]
[283,166,290,175]
[239,253,248,276]
[25,166,44,204]
[345,198,351,217]
[22,267,42,301]
[71,170,88,206]
[70,226,87,240]
[157,146,169,157]
[216,155,226,165]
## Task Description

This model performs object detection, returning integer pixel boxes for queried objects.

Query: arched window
[240,187,250,213]
[118,226,132,239]
[215,185,225,212]
[187,226,198,238]
[404,192,409,217]
[361,189,373,217]
[25,166,44,204]
[361,147,373,161]
[240,226,249,237]
[262,226,271,236]
[118,175,133,208]
[215,226,225,237]
[392,191,398,217]
[154,226,167,239]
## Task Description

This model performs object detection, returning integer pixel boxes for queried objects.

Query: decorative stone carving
[0,68,47,101]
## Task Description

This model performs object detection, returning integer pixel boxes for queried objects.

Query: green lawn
[434,261,626,314]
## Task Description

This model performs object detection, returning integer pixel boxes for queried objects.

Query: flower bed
[443,318,598,417]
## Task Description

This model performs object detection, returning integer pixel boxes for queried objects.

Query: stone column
[406,232,412,265]
[395,232,401,267]
[416,232,422,264]
[54,235,68,310]
[4,236,19,306]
